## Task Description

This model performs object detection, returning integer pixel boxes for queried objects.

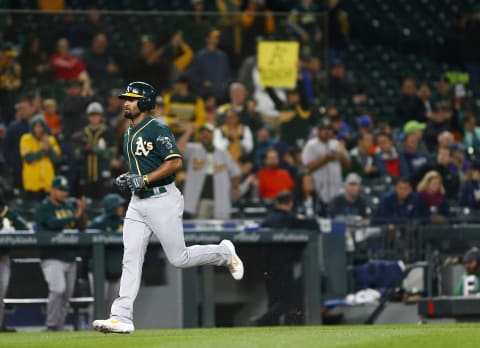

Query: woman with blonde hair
[417,170,450,223]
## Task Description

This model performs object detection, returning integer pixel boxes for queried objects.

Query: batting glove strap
[127,174,147,192]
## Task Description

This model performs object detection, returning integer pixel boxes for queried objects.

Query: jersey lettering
[134,137,154,156]
[55,209,74,219]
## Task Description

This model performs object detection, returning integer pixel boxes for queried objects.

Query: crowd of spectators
[0,1,479,230]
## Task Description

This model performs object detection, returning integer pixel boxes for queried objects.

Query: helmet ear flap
[137,98,147,112]
[137,97,155,112]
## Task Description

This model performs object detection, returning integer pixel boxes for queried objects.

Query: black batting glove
[115,172,129,191]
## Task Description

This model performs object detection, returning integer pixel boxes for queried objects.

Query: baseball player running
[93,82,243,334]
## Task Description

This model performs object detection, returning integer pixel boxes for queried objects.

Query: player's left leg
[94,198,150,334]
[144,183,244,279]
[41,259,67,330]
[106,279,120,315]
[61,261,77,330]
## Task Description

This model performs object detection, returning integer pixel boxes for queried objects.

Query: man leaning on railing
[373,177,430,227]
[34,175,87,331]
[372,177,429,255]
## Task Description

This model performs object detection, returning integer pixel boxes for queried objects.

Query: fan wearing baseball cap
[302,118,351,204]
[357,115,373,134]
[73,101,117,199]
[328,173,368,221]
[459,161,480,209]
[399,119,430,154]
[403,120,426,136]
[455,247,480,296]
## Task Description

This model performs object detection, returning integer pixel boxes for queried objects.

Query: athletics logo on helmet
[118,81,156,112]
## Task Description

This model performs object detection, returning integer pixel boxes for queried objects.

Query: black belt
[135,186,167,199]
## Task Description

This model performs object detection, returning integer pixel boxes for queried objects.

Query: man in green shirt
[455,247,480,296]
[93,81,243,334]
[34,175,87,331]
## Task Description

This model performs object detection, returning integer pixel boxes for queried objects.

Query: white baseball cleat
[221,239,244,280]
[92,318,134,334]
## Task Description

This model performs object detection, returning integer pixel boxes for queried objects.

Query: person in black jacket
[3,93,38,189]
[254,191,318,326]
[265,82,313,148]
[128,35,172,96]
[373,178,429,226]
[395,77,425,123]
[459,163,480,209]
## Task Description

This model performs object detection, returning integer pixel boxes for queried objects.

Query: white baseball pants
[41,259,77,330]
[110,183,231,324]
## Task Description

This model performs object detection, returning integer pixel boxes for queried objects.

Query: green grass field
[1,325,478,348]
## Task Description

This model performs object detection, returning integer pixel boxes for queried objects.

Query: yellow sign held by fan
[258,41,299,88]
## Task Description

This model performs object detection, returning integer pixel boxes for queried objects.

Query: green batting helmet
[103,193,126,216]
[118,81,156,112]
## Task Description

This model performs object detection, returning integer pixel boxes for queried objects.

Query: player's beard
[124,109,141,120]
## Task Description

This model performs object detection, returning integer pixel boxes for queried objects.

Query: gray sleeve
[184,143,194,162]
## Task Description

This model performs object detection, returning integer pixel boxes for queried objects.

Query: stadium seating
[341,40,480,125]
[344,0,476,56]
